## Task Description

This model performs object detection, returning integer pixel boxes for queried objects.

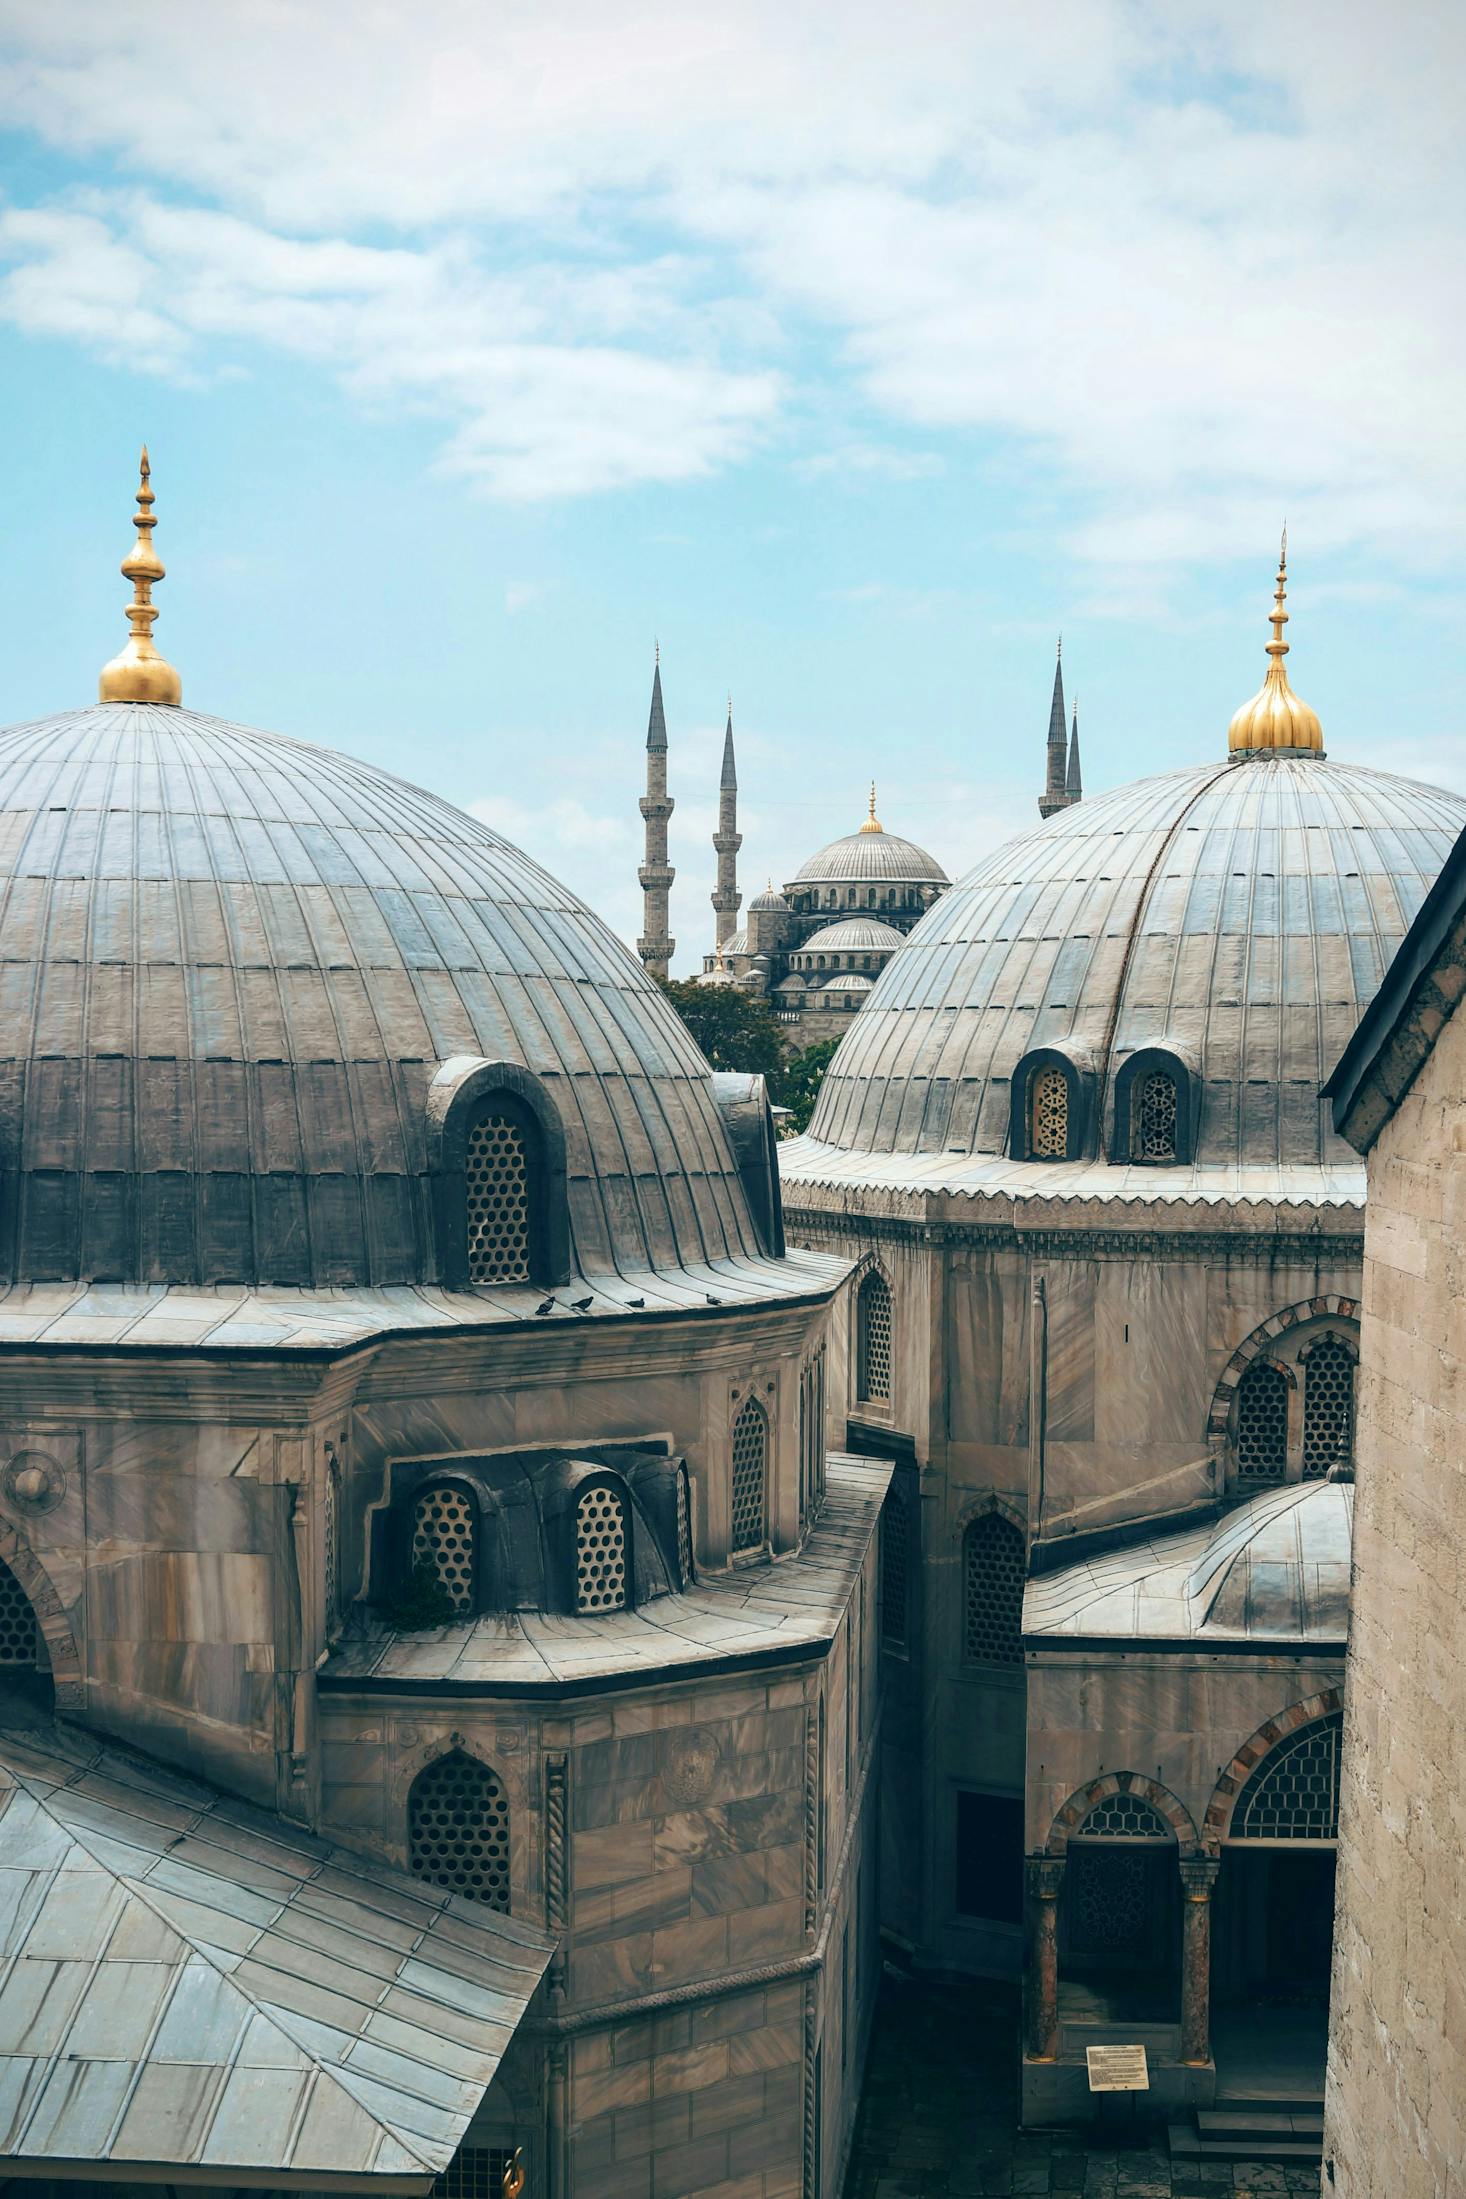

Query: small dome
[822,972,874,993]
[749,885,791,913]
[773,973,807,993]
[792,821,949,886]
[720,927,750,955]
[799,917,906,954]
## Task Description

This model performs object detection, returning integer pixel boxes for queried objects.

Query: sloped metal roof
[1024,1480,1353,1645]
[0,1718,552,2189]
[0,702,775,1291]
[806,754,1466,1170]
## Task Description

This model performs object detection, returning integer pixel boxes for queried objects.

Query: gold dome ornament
[1227,530,1323,758]
[859,781,884,833]
[99,447,182,705]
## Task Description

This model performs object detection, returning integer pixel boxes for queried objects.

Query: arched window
[1233,1714,1342,1840]
[731,1396,768,1554]
[1029,1066,1069,1160]
[880,1480,909,1649]
[0,1557,39,1670]
[1235,1360,1289,1480]
[1302,1333,1355,1479]
[575,1484,629,1612]
[962,1514,1026,1666]
[412,1484,476,1614]
[1133,1070,1178,1162]
[408,1750,511,1910]
[856,1270,892,1403]
[675,1466,694,1586]
[465,1108,534,1283]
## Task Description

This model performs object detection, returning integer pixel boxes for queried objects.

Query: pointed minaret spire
[1038,636,1068,818]
[711,695,742,950]
[637,650,675,978]
[99,447,182,706]
[1065,697,1082,802]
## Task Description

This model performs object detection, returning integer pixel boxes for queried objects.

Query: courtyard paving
[843,1978,1322,2199]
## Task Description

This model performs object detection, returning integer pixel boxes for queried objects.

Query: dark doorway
[1216,1848,1336,2005]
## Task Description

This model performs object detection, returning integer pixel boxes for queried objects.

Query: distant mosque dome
[799,918,906,955]
[793,786,949,887]
[749,884,791,914]
[821,972,874,995]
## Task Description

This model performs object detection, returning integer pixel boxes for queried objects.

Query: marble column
[1025,1857,1065,2060]
[1180,1855,1221,2065]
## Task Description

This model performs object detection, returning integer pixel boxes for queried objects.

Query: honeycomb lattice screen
[857,1271,893,1401]
[466,1112,532,1284]
[1235,1360,1289,1478]
[408,1750,511,1909]
[575,1485,629,1612]
[0,1559,38,1669]
[962,1514,1026,1666]
[1030,1067,1069,1158]
[412,1485,476,1613]
[880,1481,909,1647]
[1073,1792,1172,1840]
[433,2148,515,2199]
[1302,1334,1355,1478]
[1135,1071,1178,1160]
[675,1468,693,1585]
[731,1396,768,1553]
[1234,1714,1342,1840]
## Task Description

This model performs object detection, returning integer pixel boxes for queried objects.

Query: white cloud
[0,1,1462,557]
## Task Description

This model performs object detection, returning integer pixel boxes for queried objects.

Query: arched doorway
[1059,1789,1181,2024]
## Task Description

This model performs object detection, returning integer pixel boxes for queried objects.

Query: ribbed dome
[748,886,790,912]
[805,754,1466,1171]
[798,918,906,953]
[0,703,774,1288]
[821,973,873,993]
[792,824,948,885]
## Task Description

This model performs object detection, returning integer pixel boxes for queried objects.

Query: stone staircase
[1168,2094,1324,2168]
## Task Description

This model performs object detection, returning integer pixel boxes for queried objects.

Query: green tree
[774,1038,840,1135]
[658,978,787,1082]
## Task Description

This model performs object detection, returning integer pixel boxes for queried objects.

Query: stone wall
[1324,994,1466,2196]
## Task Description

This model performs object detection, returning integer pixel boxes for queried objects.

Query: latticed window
[1235,1360,1289,1479]
[1234,1715,1342,1840]
[575,1484,629,1612]
[1073,1792,1172,1841]
[881,1482,909,1648]
[412,1484,476,1613]
[962,1514,1025,1666]
[856,1271,893,1402]
[408,1750,511,1909]
[0,1559,38,1669]
[1302,1334,1355,1478]
[323,1463,340,1630]
[1067,1849,1153,1958]
[731,1396,767,1554]
[433,2148,515,2199]
[1029,1066,1069,1159]
[675,1467,693,1585]
[466,1111,532,1283]
[1134,1071,1178,1161]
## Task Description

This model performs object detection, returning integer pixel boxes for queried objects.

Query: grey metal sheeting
[805,756,1466,1169]
[0,703,775,1290]
[1024,1480,1353,1644]
[0,1720,552,2183]
[324,1455,891,1689]
[791,827,949,885]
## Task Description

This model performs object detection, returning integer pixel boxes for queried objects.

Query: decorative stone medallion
[1,1450,67,1516]
[661,1724,722,1804]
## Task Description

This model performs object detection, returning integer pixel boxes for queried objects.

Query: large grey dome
[792,822,948,885]
[803,754,1466,1171]
[0,702,773,1288]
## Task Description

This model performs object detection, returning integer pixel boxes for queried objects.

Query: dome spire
[860,781,884,834]
[99,447,182,706]
[1227,529,1324,759]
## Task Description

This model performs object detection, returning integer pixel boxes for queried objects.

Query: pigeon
[571,1296,593,1313]
[534,1299,555,1316]
[706,1294,722,1306]
[627,1296,645,1308]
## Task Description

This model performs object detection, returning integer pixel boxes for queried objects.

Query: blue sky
[3,1,1464,968]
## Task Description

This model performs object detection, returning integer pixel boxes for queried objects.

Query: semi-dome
[821,972,874,994]
[0,701,782,1290]
[803,753,1466,1172]
[749,884,790,913]
[799,917,906,955]
[792,789,948,887]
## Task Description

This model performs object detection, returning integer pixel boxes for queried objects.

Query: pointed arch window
[0,1557,39,1670]
[880,1479,910,1650]
[1235,1360,1289,1480]
[412,1483,477,1613]
[856,1270,893,1404]
[575,1483,629,1612]
[731,1395,768,1554]
[408,1750,511,1909]
[962,1514,1025,1667]
[1301,1333,1355,1479]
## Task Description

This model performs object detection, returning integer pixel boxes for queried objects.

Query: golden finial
[99,448,182,706]
[859,780,884,834]
[502,2147,525,2199]
[1226,531,1323,759]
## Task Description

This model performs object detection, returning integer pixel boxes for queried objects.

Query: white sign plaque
[1085,2044,1149,2093]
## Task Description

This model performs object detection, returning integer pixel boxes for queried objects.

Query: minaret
[1038,637,1068,818]
[711,697,742,950]
[1065,697,1082,804]
[637,649,675,978]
